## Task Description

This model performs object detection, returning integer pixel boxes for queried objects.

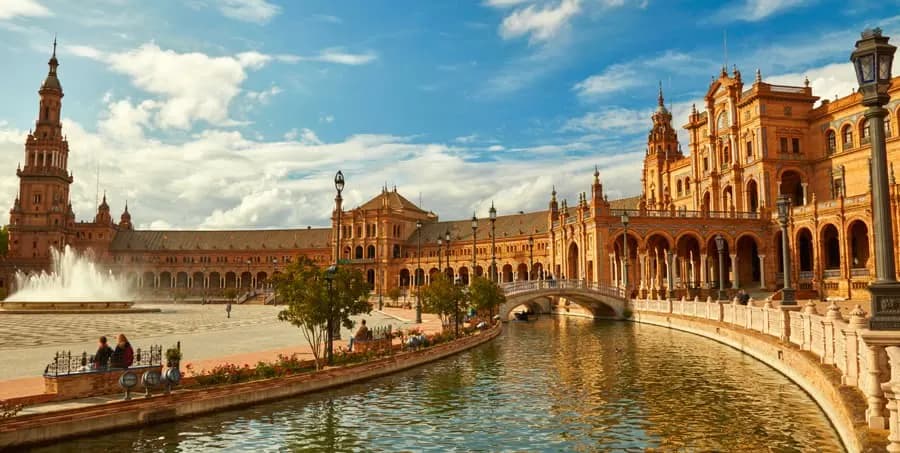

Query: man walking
[226,302,232,318]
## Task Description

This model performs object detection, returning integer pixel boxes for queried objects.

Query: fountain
[1,246,158,313]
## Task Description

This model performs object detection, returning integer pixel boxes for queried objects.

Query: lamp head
[489,202,497,220]
[445,230,450,242]
[621,211,629,226]
[334,170,345,193]
[715,234,725,251]
[851,28,896,107]
[776,195,791,221]
[416,220,422,229]
[471,214,478,229]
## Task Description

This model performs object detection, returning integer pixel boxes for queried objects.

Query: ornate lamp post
[489,202,497,282]
[416,219,423,323]
[438,237,443,274]
[851,28,900,329]
[245,259,251,291]
[271,258,278,291]
[445,229,451,280]
[331,171,345,347]
[471,214,478,285]
[715,235,727,301]
[776,195,796,305]
[528,236,534,281]
[324,265,337,365]
[334,171,344,265]
[621,211,629,298]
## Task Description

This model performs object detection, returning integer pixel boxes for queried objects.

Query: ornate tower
[8,40,74,259]
[642,83,681,209]
[118,202,133,230]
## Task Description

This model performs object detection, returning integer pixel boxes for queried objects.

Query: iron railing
[43,344,162,377]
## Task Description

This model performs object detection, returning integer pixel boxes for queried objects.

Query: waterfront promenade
[0,305,442,402]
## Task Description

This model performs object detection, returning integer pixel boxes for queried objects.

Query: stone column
[639,254,647,291]
[801,182,809,205]
[700,255,708,288]
[758,254,766,289]
[883,346,900,452]
[731,253,739,289]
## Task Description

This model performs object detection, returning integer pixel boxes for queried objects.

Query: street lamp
[445,229,451,280]
[271,258,278,291]
[621,211,630,298]
[437,237,443,273]
[416,219,423,323]
[471,214,478,285]
[851,28,900,329]
[324,265,337,365]
[333,171,344,265]
[489,201,497,282]
[776,195,796,305]
[715,235,727,301]
[528,236,534,281]
[245,259,251,292]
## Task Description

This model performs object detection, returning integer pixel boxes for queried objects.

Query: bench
[42,345,164,400]
[353,325,392,354]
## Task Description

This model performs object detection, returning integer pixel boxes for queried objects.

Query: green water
[31,317,843,452]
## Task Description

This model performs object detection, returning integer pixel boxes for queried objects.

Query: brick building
[2,48,900,303]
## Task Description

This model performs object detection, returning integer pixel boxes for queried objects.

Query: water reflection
[31,317,843,452]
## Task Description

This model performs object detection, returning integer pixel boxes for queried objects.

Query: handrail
[499,279,625,299]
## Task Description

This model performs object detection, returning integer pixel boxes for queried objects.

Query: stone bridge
[498,280,628,320]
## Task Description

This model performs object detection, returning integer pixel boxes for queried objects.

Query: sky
[0,0,899,230]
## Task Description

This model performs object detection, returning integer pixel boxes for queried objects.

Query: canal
[31,317,843,452]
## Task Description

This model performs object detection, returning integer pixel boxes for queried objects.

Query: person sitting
[110,334,134,369]
[348,319,370,352]
[93,336,113,370]
[739,289,751,305]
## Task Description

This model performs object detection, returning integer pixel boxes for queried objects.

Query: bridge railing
[499,280,625,299]
[632,297,900,450]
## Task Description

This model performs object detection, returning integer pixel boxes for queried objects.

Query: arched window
[860,119,871,145]
[366,245,375,259]
[886,115,893,138]
[826,130,836,155]
[842,125,853,149]
[684,179,691,194]
[43,107,49,120]
[722,146,730,164]
[717,111,729,130]
[676,180,683,196]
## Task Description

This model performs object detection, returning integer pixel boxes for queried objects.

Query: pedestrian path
[0,308,441,403]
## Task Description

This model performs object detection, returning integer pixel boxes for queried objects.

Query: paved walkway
[0,306,443,402]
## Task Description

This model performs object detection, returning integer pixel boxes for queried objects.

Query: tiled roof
[110,228,332,252]
[413,210,549,243]
[358,189,428,213]
[609,196,640,210]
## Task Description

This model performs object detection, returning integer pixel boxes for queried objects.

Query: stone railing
[631,297,900,451]
[500,279,625,299]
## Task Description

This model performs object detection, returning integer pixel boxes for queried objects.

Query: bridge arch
[498,281,626,321]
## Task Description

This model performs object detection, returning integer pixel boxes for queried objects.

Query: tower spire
[657,81,664,107]
[52,34,57,59]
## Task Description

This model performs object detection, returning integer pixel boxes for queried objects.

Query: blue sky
[0,0,899,229]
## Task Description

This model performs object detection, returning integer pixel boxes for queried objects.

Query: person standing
[226,302,232,318]
[93,336,113,369]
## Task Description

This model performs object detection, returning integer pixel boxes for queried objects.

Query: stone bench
[44,365,163,400]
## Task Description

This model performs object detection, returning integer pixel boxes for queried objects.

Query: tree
[275,258,371,369]
[421,274,465,336]
[275,257,330,369]
[385,287,402,307]
[468,276,505,317]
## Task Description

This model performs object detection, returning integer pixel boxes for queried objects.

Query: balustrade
[631,297,900,450]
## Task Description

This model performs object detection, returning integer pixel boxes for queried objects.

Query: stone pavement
[0,305,442,401]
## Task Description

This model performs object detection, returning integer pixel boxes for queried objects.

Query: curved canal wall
[627,299,889,453]
[0,324,501,449]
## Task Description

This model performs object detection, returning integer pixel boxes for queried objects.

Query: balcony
[823,269,841,279]
[851,268,870,277]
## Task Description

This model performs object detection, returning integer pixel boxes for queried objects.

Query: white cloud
[563,107,653,135]
[573,63,642,98]
[312,14,342,24]
[499,0,581,44]
[73,43,271,129]
[277,49,377,66]
[216,0,280,24]
[714,0,809,22]
[245,85,282,104]
[484,0,531,7]
[455,134,479,144]
[319,114,335,123]
[0,0,50,20]
[488,145,505,151]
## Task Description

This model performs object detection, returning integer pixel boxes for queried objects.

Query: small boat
[514,311,530,321]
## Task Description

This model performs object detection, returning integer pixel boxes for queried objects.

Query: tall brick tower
[642,83,681,210]
[7,39,74,260]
